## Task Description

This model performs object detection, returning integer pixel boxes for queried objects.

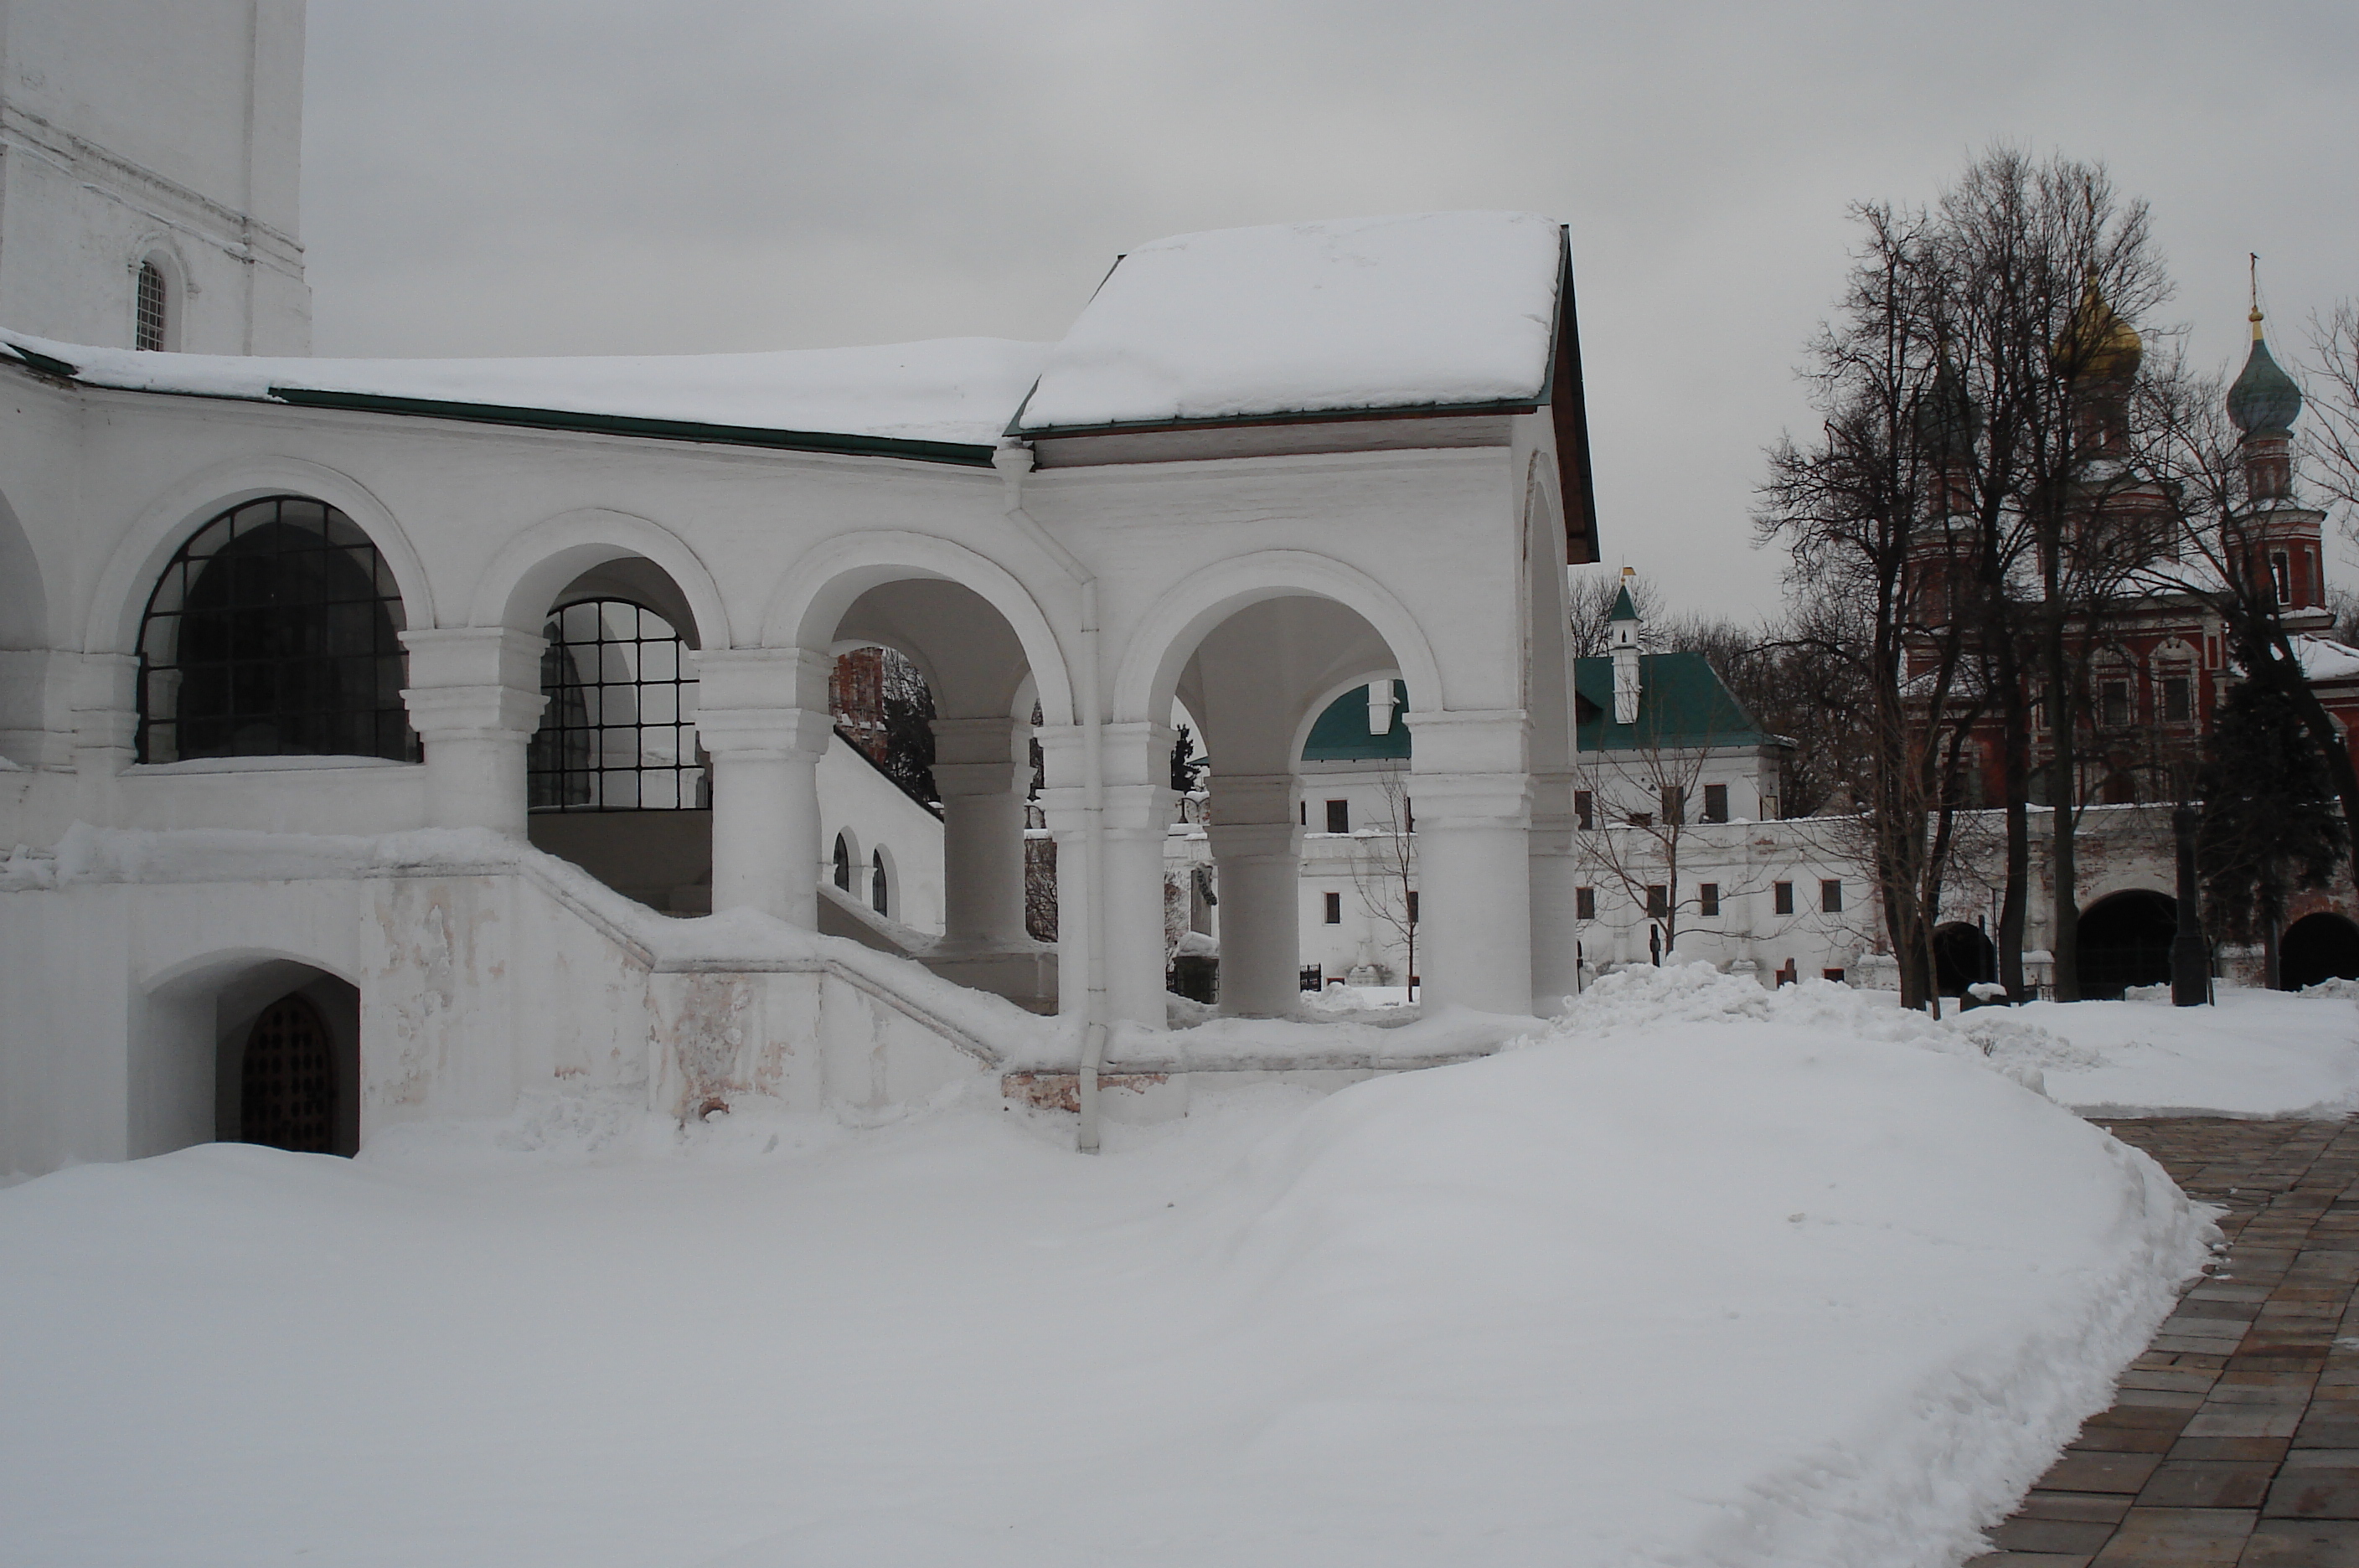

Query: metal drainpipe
[995,444,1110,1153]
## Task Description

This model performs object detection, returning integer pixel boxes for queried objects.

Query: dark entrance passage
[2078,891,2177,1001]
[2282,913,2359,992]
[240,993,338,1153]
[1933,922,1996,997]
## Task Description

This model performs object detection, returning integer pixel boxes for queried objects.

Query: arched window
[527,600,705,810]
[833,833,853,892]
[136,496,416,763]
[134,258,169,352]
[870,848,889,916]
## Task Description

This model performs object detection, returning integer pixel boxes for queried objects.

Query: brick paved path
[1971,1116,2359,1566]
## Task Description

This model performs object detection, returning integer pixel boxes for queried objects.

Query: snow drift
[0,962,2207,1566]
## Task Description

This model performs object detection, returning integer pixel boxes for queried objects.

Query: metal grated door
[240,994,337,1153]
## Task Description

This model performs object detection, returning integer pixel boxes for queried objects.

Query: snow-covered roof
[0,328,1047,459]
[2296,636,2359,683]
[0,209,1584,472]
[1010,212,1567,433]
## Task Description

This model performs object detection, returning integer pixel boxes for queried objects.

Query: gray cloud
[302,0,2359,620]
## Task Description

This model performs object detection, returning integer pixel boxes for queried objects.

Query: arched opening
[2282,912,2359,992]
[137,957,361,1159]
[134,495,418,763]
[1150,591,1412,1018]
[520,558,712,913]
[2078,890,2178,1000]
[1933,921,1996,997]
[796,570,1041,1004]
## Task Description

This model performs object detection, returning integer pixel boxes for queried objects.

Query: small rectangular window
[1646,885,1669,919]
[1703,783,1728,823]
[1325,799,1349,833]
[2161,676,2191,724]
[1576,886,1596,921]
[1660,785,1685,826]
[135,260,168,352]
[1405,890,1418,924]
[1823,968,1846,984]
[1699,883,1719,916]
[1575,790,1593,831]
[2273,550,2294,605]
[1323,891,1341,925]
[2101,680,2131,728]
[1820,879,1843,913]
[1298,800,1307,826]
[1773,881,1794,916]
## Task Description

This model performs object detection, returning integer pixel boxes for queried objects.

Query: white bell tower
[0,0,312,354]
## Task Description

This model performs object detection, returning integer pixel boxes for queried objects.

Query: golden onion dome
[2053,276,2143,382]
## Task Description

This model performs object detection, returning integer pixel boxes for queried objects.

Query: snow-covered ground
[2022,985,2359,1118]
[1,967,2207,1568]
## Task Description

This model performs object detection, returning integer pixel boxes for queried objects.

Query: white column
[694,647,833,926]
[930,714,1028,949]
[1527,770,1583,1011]
[69,652,139,779]
[400,628,547,837]
[1039,723,1174,1030]
[1205,772,1302,1016]
[1409,710,1535,1015]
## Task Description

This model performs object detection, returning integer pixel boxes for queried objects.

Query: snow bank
[0,980,2206,1566]
[1014,211,1564,431]
[1,328,1046,446]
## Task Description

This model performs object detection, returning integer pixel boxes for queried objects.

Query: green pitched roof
[1301,682,1412,761]
[1608,584,1640,622]
[1574,652,1767,752]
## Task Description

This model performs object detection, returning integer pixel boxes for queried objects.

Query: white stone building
[0,5,1609,1176]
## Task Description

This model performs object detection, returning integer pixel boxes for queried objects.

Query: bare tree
[1350,767,1417,997]
[1756,199,1990,1010]
[2305,302,2359,518]
[1577,720,1777,962]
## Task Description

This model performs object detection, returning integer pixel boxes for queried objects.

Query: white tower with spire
[1609,566,1643,726]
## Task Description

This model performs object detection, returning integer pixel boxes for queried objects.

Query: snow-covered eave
[0,341,1004,470]
[1006,224,1603,565]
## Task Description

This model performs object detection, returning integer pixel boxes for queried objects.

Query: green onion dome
[2227,310,2303,437]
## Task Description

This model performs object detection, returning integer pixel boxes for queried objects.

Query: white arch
[468,508,731,650]
[1112,550,1446,727]
[139,942,365,997]
[761,530,1075,724]
[85,455,436,654]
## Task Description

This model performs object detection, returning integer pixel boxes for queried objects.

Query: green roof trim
[4,342,81,379]
[266,388,1000,467]
[1575,652,1771,752]
[1302,682,1411,761]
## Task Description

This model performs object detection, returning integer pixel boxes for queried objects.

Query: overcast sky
[302,1,2359,623]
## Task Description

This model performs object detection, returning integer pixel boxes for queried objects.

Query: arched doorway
[1933,922,1996,998]
[2282,913,2359,992]
[2078,891,2178,1000]
[239,993,338,1153]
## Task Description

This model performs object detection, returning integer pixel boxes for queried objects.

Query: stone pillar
[1039,723,1174,1030]
[1527,768,1583,1011]
[1205,772,1302,1016]
[930,714,1028,950]
[1410,710,1534,1015]
[69,652,140,779]
[694,647,834,926]
[400,628,548,837]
